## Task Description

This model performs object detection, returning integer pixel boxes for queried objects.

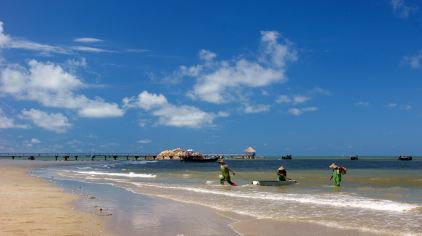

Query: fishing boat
[180,149,219,162]
[252,179,297,186]
[181,156,219,162]
[281,154,292,160]
[398,155,412,161]
[350,155,359,160]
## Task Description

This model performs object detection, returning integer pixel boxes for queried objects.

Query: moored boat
[181,156,219,162]
[398,155,412,161]
[180,149,219,162]
[350,155,359,160]
[281,154,292,160]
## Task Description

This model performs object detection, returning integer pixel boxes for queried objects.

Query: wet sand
[230,218,380,236]
[1,159,382,236]
[0,160,111,236]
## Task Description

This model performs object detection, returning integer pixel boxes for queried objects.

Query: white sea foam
[76,166,93,170]
[74,171,156,178]
[130,182,419,213]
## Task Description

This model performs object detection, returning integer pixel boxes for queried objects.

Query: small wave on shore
[74,171,156,178]
[129,182,418,213]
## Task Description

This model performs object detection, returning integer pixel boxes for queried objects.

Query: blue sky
[1,0,422,155]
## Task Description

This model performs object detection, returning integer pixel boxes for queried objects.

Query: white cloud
[78,101,123,118]
[386,103,412,111]
[402,105,413,111]
[137,139,152,144]
[199,49,217,62]
[71,46,111,53]
[288,107,318,116]
[276,95,291,104]
[136,91,168,110]
[124,91,226,128]
[0,108,28,129]
[386,103,398,108]
[66,58,87,68]
[404,50,422,69]
[276,94,310,105]
[243,104,270,114]
[0,21,68,54]
[354,101,369,107]
[0,21,145,55]
[390,0,417,18]
[21,108,71,133]
[0,60,124,118]
[24,138,41,147]
[30,138,41,144]
[292,95,310,104]
[73,37,103,43]
[181,31,297,104]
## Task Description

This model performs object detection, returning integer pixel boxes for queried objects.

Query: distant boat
[350,155,359,160]
[398,155,412,161]
[281,154,292,160]
[180,149,219,162]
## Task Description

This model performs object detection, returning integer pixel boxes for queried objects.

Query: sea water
[33,157,422,235]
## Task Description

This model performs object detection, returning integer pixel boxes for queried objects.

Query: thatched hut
[243,146,256,159]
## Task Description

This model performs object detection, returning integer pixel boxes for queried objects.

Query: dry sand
[0,160,111,236]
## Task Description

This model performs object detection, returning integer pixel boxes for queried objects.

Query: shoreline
[1,160,386,235]
[0,160,111,236]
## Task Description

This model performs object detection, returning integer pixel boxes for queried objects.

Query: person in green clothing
[218,159,237,186]
[277,166,287,181]
[329,163,346,186]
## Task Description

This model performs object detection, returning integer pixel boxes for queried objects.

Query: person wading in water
[218,159,237,186]
[277,166,287,181]
[329,163,346,187]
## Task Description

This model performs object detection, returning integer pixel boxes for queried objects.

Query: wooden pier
[0,152,255,161]
[0,153,158,161]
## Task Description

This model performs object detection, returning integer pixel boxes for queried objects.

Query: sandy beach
[0,160,111,236]
[0,160,393,235]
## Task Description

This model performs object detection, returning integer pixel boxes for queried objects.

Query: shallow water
[33,158,422,235]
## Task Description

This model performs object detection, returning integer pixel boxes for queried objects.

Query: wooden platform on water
[0,153,256,161]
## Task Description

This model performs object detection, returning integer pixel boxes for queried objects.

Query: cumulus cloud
[288,107,318,116]
[180,31,297,104]
[73,37,103,43]
[0,108,28,129]
[0,60,124,118]
[390,0,417,18]
[124,91,226,128]
[0,21,67,54]
[21,108,71,133]
[404,50,422,69]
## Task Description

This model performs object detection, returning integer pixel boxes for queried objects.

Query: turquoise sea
[31,156,422,235]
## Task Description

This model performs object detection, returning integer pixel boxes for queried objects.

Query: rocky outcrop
[156,148,186,160]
